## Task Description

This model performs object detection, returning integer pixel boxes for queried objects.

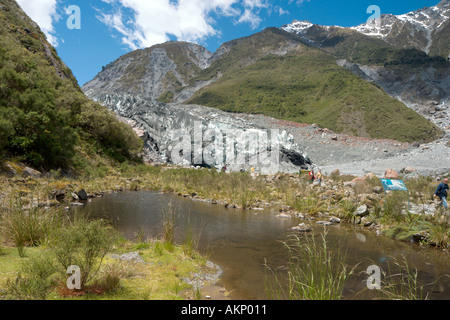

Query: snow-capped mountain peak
[281,20,315,34]
[282,0,449,57]
[350,0,450,55]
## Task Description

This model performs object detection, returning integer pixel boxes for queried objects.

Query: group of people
[307,168,323,186]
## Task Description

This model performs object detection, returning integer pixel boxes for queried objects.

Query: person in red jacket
[308,169,315,184]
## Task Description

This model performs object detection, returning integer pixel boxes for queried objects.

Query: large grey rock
[1,162,42,178]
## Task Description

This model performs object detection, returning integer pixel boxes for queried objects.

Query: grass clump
[0,197,64,257]
[361,255,431,300]
[265,231,354,300]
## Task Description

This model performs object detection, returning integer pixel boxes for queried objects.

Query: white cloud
[236,8,262,29]
[16,0,59,46]
[99,0,274,50]
[289,0,311,5]
[275,6,289,16]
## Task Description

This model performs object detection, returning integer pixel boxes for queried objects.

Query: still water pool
[80,191,450,300]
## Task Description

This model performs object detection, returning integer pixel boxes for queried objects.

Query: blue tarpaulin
[380,179,408,191]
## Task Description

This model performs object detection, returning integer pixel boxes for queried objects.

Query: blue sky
[16,0,442,86]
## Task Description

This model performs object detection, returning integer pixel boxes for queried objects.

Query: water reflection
[81,191,450,300]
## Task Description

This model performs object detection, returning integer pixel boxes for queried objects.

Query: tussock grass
[265,231,354,300]
[360,255,431,300]
[0,197,65,257]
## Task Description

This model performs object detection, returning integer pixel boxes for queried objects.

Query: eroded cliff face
[88,93,312,174]
[336,59,450,137]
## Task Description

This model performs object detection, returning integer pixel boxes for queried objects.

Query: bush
[49,217,117,290]
[5,253,57,300]
[75,101,143,162]
[382,192,408,222]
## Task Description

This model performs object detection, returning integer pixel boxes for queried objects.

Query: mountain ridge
[283,0,450,59]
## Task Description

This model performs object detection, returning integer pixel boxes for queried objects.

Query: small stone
[276,213,291,219]
[373,186,383,194]
[330,217,341,224]
[292,223,312,233]
[316,221,333,226]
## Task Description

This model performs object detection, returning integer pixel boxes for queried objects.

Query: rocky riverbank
[1,160,448,250]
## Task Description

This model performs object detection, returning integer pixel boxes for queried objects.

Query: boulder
[276,213,291,219]
[355,205,369,217]
[294,212,305,219]
[350,177,365,184]
[330,169,340,177]
[364,172,376,180]
[77,189,88,201]
[401,166,416,174]
[1,161,42,178]
[110,252,145,263]
[330,217,341,224]
[384,169,399,179]
[316,221,333,226]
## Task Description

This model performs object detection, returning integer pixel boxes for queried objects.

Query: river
[80,190,450,300]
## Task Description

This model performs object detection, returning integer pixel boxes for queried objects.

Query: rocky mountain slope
[281,2,450,138]
[83,2,449,174]
[84,28,442,142]
[352,0,450,59]
[83,41,213,101]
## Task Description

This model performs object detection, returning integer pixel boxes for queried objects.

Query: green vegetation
[187,29,442,143]
[49,217,117,290]
[365,255,429,300]
[305,27,448,68]
[265,231,353,300]
[0,196,214,300]
[1,162,448,300]
[0,0,142,171]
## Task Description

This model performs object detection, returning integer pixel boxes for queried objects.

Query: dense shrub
[0,2,143,170]
[49,218,117,289]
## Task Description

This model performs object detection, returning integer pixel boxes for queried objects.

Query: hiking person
[308,169,315,184]
[434,178,449,210]
[316,169,323,186]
